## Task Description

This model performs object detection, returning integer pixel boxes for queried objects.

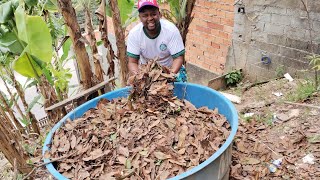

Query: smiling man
[126,0,186,81]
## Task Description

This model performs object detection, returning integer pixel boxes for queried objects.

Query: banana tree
[103,0,137,86]
[0,0,71,173]
[57,0,95,89]
[74,0,105,84]
[161,0,196,45]
[96,0,116,89]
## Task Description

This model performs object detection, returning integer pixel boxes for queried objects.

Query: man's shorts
[175,65,188,82]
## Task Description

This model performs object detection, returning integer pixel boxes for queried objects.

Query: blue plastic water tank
[43,83,238,180]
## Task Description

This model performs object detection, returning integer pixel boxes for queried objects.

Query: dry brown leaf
[83,148,104,161]
[117,156,127,165]
[118,146,130,157]
[241,157,260,165]
[154,151,171,160]
[177,125,188,148]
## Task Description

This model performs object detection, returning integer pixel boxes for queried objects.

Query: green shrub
[225,70,242,86]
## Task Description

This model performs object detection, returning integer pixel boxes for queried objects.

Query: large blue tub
[42,83,238,180]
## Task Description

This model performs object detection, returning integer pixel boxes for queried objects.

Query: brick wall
[228,0,320,81]
[186,0,234,75]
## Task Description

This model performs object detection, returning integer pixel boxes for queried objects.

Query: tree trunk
[38,76,65,124]
[1,77,31,133]
[0,91,24,132]
[84,6,104,83]
[0,114,31,174]
[96,0,116,89]
[58,0,94,89]
[109,0,128,87]
[8,71,40,134]
[179,0,195,45]
[0,105,19,136]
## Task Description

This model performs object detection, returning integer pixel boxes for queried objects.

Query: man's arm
[171,55,184,74]
[128,57,139,75]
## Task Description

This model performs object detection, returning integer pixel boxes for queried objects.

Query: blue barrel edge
[42,82,238,180]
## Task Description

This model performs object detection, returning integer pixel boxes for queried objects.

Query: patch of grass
[275,65,285,78]
[285,80,317,102]
[229,86,243,97]
[308,134,320,144]
[239,113,253,123]
[256,112,274,126]
[240,112,274,126]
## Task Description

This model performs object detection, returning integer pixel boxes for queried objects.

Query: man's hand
[171,55,184,74]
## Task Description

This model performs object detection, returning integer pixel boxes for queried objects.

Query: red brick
[208,48,223,57]
[202,62,211,70]
[210,42,220,49]
[219,31,229,39]
[209,29,219,37]
[223,39,231,46]
[216,10,226,18]
[207,22,223,30]
[204,56,213,64]
[221,18,234,26]
[223,25,233,33]
[226,12,235,19]
[208,8,218,16]
[207,16,221,24]
[214,37,224,44]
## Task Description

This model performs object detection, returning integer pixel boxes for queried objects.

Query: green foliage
[25,0,38,7]
[61,38,72,61]
[225,70,242,86]
[307,54,320,71]
[13,53,43,78]
[47,61,72,96]
[26,94,41,113]
[43,0,58,12]
[0,31,25,54]
[106,0,136,26]
[12,5,53,78]
[48,13,65,43]
[0,1,14,23]
[286,80,316,102]
[15,6,53,63]
[275,65,285,78]
[167,0,187,22]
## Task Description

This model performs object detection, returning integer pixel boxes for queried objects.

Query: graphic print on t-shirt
[159,43,167,51]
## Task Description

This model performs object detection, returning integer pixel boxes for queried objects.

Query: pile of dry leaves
[47,61,230,180]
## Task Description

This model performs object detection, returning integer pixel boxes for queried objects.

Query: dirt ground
[0,78,319,179]
[0,153,14,179]
[227,78,320,179]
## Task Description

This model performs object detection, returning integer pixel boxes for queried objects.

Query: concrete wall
[227,0,320,81]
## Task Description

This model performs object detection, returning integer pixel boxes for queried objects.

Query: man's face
[139,6,161,32]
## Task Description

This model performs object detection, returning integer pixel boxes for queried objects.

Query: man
[126,0,187,81]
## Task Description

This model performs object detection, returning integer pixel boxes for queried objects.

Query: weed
[225,70,242,86]
[239,113,253,123]
[275,65,285,78]
[285,80,316,102]
[308,134,320,143]
[307,54,320,71]
[256,112,274,126]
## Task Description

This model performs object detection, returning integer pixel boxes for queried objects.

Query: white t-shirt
[127,19,185,67]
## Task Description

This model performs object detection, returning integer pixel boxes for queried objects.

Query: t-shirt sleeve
[126,31,140,59]
[167,27,185,59]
